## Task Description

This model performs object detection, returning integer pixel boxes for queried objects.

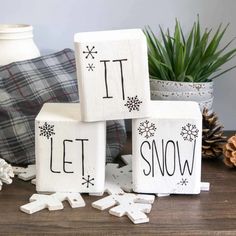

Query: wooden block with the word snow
[74,29,150,122]
[35,103,106,193]
[132,101,202,194]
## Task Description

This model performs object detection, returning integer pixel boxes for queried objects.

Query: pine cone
[223,135,236,168]
[202,108,227,159]
[0,158,14,190]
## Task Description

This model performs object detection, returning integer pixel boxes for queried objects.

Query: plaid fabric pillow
[0,49,126,164]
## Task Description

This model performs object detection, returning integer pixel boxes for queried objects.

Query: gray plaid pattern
[0,49,126,164]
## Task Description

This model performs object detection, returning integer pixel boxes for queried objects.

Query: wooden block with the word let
[35,103,106,193]
[132,101,202,194]
[74,29,150,122]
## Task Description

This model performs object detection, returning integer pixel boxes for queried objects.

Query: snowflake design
[124,95,142,112]
[180,123,199,142]
[82,175,95,188]
[39,122,55,139]
[177,178,188,186]
[86,63,95,71]
[83,46,97,59]
[138,120,157,139]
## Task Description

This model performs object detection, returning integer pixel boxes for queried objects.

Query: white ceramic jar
[0,24,40,66]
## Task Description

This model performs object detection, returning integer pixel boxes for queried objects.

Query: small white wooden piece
[13,165,36,181]
[92,193,155,224]
[157,193,170,197]
[200,182,210,191]
[74,29,150,122]
[90,154,133,196]
[35,103,106,193]
[31,178,36,185]
[132,101,202,195]
[20,192,85,214]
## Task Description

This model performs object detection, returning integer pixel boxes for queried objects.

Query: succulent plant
[145,17,236,82]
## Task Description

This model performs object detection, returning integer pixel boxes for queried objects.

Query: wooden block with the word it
[74,29,150,122]
[35,103,106,193]
[132,101,202,194]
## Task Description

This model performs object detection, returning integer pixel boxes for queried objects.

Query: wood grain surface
[0,132,235,235]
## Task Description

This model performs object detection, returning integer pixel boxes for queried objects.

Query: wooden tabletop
[0,132,235,235]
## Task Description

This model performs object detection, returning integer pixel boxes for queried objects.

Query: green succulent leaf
[145,17,236,82]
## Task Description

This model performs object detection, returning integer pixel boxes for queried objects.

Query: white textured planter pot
[0,24,40,66]
[150,79,214,112]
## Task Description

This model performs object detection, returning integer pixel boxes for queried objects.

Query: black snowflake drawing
[124,95,142,112]
[83,46,97,59]
[180,123,199,142]
[86,63,95,71]
[138,120,157,139]
[177,178,188,186]
[82,175,95,188]
[39,122,55,139]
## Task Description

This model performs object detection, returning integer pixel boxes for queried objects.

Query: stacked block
[35,28,202,195]
[132,101,202,194]
[35,29,150,194]
[74,29,150,121]
[35,103,106,193]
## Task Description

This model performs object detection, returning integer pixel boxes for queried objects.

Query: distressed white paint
[13,165,36,181]
[92,193,155,224]
[35,103,106,193]
[74,29,150,122]
[90,154,133,196]
[20,192,85,214]
[31,178,36,185]
[132,101,202,194]
[200,182,210,191]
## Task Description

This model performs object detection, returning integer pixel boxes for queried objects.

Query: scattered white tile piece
[104,163,124,195]
[92,193,155,224]
[200,182,210,191]
[156,193,170,197]
[106,154,132,194]
[53,192,85,208]
[20,194,63,214]
[35,103,106,193]
[31,178,36,185]
[12,166,26,175]
[20,192,85,214]
[13,165,36,181]
[120,154,132,165]
[132,101,202,195]
[91,155,133,196]
[74,29,150,122]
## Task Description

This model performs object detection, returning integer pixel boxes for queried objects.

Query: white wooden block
[104,163,125,195]
[0,158,14,190]
[35,103,106,193]
[92,193,155,224]
[132,101,202,194]
[74,29,150,122]
[13,165,36,181]
[121,154,132,165]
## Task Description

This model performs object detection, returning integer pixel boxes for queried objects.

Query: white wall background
[1,0,235,130]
